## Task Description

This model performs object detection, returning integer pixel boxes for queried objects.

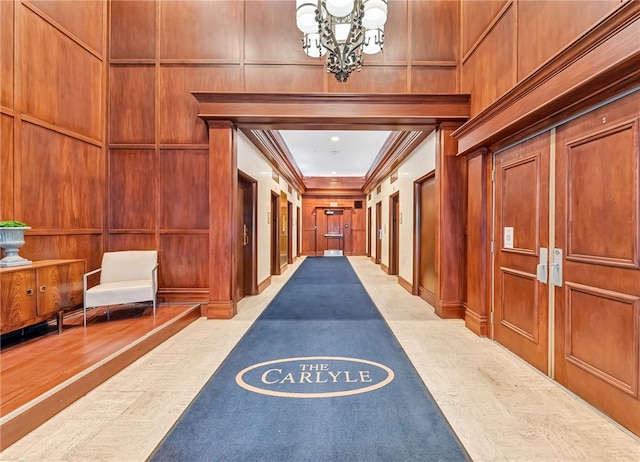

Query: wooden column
[207,121,237,319]
[435,123,467,319]
[464,149,490,335]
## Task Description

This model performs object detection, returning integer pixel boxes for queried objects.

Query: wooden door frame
[367,206,372,257]
[270,191,280,276]
[296,206,301,257]
[412,171,435,296]
[389,192,400,275]
[287,200,293,264]
[238,171,258,297]
[375,201,382,265]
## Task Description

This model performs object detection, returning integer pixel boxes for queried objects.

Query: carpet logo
[236,356,394,398]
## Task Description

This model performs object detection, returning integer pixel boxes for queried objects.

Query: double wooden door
[493,91,640,436]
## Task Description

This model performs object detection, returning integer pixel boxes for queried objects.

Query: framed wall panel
[1,114,14,218]
[22,234,103,272]
[244,65,324,93]
[159,149,209,230]
[110,0,156,60]
[411,0,458,62]
[0,0,14,108]
[327,66,407,93]
[517,0,619,80]
[411,66,457,93]
[21,7,103,140]
[109,149,157,230]
[29,0,104,53]
[159,65,241,145]
[366,0,408,64]
[461,0,508,57]
[109,65,155,144]
[20,123,103,230]
[159,0,242,61]
[159,234,209,288]
[107,233,157,254]
[461,4,515,116]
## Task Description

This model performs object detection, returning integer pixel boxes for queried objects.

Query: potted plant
[0,220,32,267]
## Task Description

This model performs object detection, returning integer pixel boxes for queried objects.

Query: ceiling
[278,130,392,178]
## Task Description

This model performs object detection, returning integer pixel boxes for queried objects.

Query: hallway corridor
[1,257,638,461]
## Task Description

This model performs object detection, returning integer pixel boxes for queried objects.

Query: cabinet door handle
[26,289,34,296]
[39,285,47,293]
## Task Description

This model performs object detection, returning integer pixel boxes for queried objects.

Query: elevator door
[493,133,550,374]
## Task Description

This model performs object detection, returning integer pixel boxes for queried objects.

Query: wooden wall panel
[107,233,157,253]
[159,66,241,144]
[109,65,155,144]
[20,123,103,230]
[159,149,209,230]
[328,66,407,93]
[411,0,458,62]
[244,65,324,93]
[461,4,515,116]
[110,0,156,60]
[109,150,157,230]
[159,1,242,61]
[22,7,103,140]
[244,0,304,63]
[461,0,508,57]
[411,66,457,93]
[464,152,488,336]
[29,0,104,53]
[22,234,102,272]
[366,0,408,64]
[517,0,619,79]
[0,0,13,108]
[1,114,14,219]
[159,234,209,288]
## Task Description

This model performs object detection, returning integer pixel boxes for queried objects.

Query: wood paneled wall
[1,0,107,273]
[461,0,623,116]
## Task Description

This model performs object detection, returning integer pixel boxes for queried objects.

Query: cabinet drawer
[36,261,85,316]
[1,270,37,333]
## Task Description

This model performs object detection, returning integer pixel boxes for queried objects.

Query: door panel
[494,133,549,373]
[389,194,399,275]
[375,201,382,264]
[554,92,640,435]
[418,176,437,300]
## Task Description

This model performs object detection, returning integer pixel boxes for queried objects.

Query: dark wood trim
[398,275,413,294]
[258,275,271,294]
[194,93,469,130]
[464,304,488,337]
[388,192,400,276]
[240,129,306,193]
[363,129,435,193]
[453,1,640,155]
[270,191,280,276]
[287,201,293,265]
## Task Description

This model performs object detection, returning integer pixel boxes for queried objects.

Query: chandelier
[296,0,388,82]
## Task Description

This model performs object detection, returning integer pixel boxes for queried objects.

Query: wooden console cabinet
[0,260,85,335]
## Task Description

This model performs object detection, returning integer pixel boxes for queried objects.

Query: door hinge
[490,310,494,324]
[491,241,495,253]
[491,168,495,183]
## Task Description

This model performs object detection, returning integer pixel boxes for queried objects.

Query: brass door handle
[39,285,47,293]
[26,289,34,296]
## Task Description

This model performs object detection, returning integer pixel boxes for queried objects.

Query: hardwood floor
[0,303,201,450]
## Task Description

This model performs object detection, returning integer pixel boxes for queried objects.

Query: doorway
[388,193,399,275]
[237,172,258,300]
[287,201,293,264]
[413,173,436,304]
[375,201,382,265]
[270,191,280,276]
[367,206,372,257]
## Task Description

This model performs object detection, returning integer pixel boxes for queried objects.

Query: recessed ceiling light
[331,136,340,142]
[331,171,337,175]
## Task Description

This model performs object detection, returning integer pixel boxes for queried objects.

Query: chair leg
[83,305,87,328]
[107,306,110,321]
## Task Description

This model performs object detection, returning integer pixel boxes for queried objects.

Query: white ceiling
[279,130,391,177]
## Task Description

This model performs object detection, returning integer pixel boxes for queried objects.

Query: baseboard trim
[380,263,389,274]
[397,275,413,294]
[258,275,272,294]
[435,300,465,319]
[464,305,488,337]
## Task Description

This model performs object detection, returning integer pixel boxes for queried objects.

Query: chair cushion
[100,250,157,284]
[85,280,154,308]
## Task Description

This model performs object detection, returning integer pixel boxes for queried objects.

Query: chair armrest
[151,263,159,292]
[83,268,102,289]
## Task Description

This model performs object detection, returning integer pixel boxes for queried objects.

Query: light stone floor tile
[1,256,639,462]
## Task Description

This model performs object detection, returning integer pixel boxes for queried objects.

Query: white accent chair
[83,250,159,327]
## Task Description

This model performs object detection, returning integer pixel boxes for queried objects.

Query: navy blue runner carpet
[150,257,469,461]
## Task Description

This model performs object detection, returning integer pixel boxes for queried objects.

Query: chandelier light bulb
[362,0,387,29]
[296,0,319,34]
[362,27,383,55]
[326,0,355,18]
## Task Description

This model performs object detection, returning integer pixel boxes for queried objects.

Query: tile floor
[1,256,639,461]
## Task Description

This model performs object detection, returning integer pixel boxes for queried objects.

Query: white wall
[237,131,301,286]
[367,130,437,283]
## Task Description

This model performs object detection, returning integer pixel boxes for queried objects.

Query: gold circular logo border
[235,356,395,398]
